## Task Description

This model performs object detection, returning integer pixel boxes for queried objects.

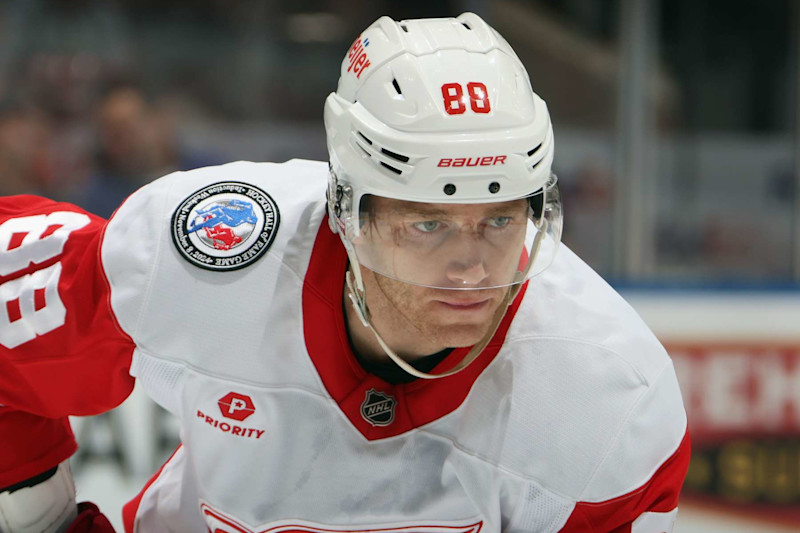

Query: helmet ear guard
[524,172,563,277]
[326,164,342,234]
[529,186,545,220]
[529,173,561,220]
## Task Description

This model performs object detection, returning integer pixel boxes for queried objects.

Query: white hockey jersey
[0,160,689,533]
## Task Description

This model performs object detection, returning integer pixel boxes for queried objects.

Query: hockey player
[0,13,690,533]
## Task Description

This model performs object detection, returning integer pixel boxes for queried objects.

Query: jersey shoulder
[469,245,687,501]
[512,244,671,383]
[99,160,329,406]
[103,157,328,281]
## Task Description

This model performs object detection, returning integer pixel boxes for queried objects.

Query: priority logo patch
[171,182,279,271]
[196,391,264,440]
[218,392,256,421]
[361,388,397,427]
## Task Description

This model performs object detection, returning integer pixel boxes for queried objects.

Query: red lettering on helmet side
[348,37,362,59]
[436,156,508,167]
[347,36,371,79]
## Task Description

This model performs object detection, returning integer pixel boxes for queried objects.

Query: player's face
[358,198,528,351]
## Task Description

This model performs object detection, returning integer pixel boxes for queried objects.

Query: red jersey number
[441,82,491,115]
[0,212,90,348]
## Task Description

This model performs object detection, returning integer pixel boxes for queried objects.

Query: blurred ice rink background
[2,0,799,530]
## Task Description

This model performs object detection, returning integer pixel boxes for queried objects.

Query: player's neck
[342,275,444,367]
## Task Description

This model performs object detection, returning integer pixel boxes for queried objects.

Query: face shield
[334,174,562,291]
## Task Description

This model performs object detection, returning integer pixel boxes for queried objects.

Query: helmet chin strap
[344,218,549,380]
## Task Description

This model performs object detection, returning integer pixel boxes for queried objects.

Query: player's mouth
[434,299,491,311]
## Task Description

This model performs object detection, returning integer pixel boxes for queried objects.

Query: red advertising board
[667,343,800,525]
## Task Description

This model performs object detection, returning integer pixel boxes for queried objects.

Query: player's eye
[486,216,512,228]
[412,220,442,233]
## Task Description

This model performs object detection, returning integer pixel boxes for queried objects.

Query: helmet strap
[343,245,371,327]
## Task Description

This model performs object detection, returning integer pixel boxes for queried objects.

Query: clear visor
[342,174,562,290]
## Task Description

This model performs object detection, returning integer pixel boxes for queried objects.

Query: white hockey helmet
[325,12,562,291]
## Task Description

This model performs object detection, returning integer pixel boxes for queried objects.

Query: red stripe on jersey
[122,444,183,533]
[558,430,691,533]
[302,216,527,440]
[201,503,484,533]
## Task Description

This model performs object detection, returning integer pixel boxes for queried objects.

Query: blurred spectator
[0,105,52,196]
[72,83,220,218]
[560,157,614,271]
[0,0,133,129]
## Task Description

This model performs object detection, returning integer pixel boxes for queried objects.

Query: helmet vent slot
[400,23,409,32]
[380,162,403,175]
[392,79,402,95]
[461,22,472,30]
[358,145,371,157]
[357,131,373,145]
[380,147,410,163]
[527,143,542,157]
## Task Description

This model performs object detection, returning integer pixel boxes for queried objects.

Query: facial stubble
[368,271,504,355]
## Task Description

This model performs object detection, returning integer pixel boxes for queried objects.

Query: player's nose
[444,238,490,286]
[445,260,489,286]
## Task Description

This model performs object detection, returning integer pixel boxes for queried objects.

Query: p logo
[218,392,255,421]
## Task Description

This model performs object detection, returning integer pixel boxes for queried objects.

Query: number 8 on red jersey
[0,212,90,348]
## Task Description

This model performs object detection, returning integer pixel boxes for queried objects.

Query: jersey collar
[302,217,527,440]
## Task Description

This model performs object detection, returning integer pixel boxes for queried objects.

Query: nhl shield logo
[171,181,279,271]
[361,388,397,427]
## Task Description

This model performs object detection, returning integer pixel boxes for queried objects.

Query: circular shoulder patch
[171,181,280,271]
